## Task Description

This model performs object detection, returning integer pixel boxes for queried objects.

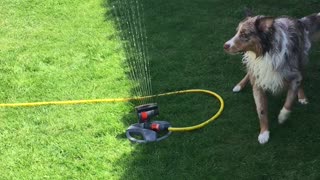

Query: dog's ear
[244,7,254,17]
[255,16,274,32]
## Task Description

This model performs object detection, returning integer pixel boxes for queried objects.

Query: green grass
[1,0,320,179]
[0,0,136,179]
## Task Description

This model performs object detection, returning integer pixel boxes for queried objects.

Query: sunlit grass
[0,0,138,179]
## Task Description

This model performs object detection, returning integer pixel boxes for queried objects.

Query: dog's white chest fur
[243,51,284,94]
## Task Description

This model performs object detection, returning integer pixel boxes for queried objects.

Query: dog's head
[223,15,275,57]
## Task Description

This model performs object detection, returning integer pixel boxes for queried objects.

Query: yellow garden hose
[0,89,224,132]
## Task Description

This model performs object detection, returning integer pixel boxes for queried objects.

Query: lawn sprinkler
[126,103,172,143]
[125,90,224,143]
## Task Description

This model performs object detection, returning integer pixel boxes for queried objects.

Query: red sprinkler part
[140,111,148,122]
[136,103,159,123]
[151,123,160,131]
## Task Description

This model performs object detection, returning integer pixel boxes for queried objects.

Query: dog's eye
[240,32,250,41]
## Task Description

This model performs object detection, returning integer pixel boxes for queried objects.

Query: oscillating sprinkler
[126,103,172,143]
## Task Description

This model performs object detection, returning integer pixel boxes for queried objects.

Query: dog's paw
[298,98,308,105]
[258,131,270,144]
[278,107,291,124]
[232,85,242,93]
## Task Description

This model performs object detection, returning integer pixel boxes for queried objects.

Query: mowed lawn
[1,0,320,179]
[0,0,136,179]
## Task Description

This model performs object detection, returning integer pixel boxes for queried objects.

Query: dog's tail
[299,13,320,41]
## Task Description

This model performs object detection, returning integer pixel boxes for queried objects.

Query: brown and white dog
[224,12,320,144]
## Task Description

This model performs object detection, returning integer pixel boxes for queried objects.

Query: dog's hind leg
[278,75,302,124]
[252,85,269,144]
[233,73,250,92]
[298,86,308,104]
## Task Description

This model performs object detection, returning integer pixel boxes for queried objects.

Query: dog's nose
[224,43,230,50]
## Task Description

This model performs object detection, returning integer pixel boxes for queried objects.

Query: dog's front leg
[298,85,308,104]
[252,85,269,144]
[278,76,302,124]
[233,73,250,92]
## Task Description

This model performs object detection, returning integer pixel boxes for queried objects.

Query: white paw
[278,107,291,124]
[298,98,308,105]
[258,131,270,144]
[232,85,241,92]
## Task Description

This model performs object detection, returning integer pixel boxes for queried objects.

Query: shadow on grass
[104,0,320,179]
